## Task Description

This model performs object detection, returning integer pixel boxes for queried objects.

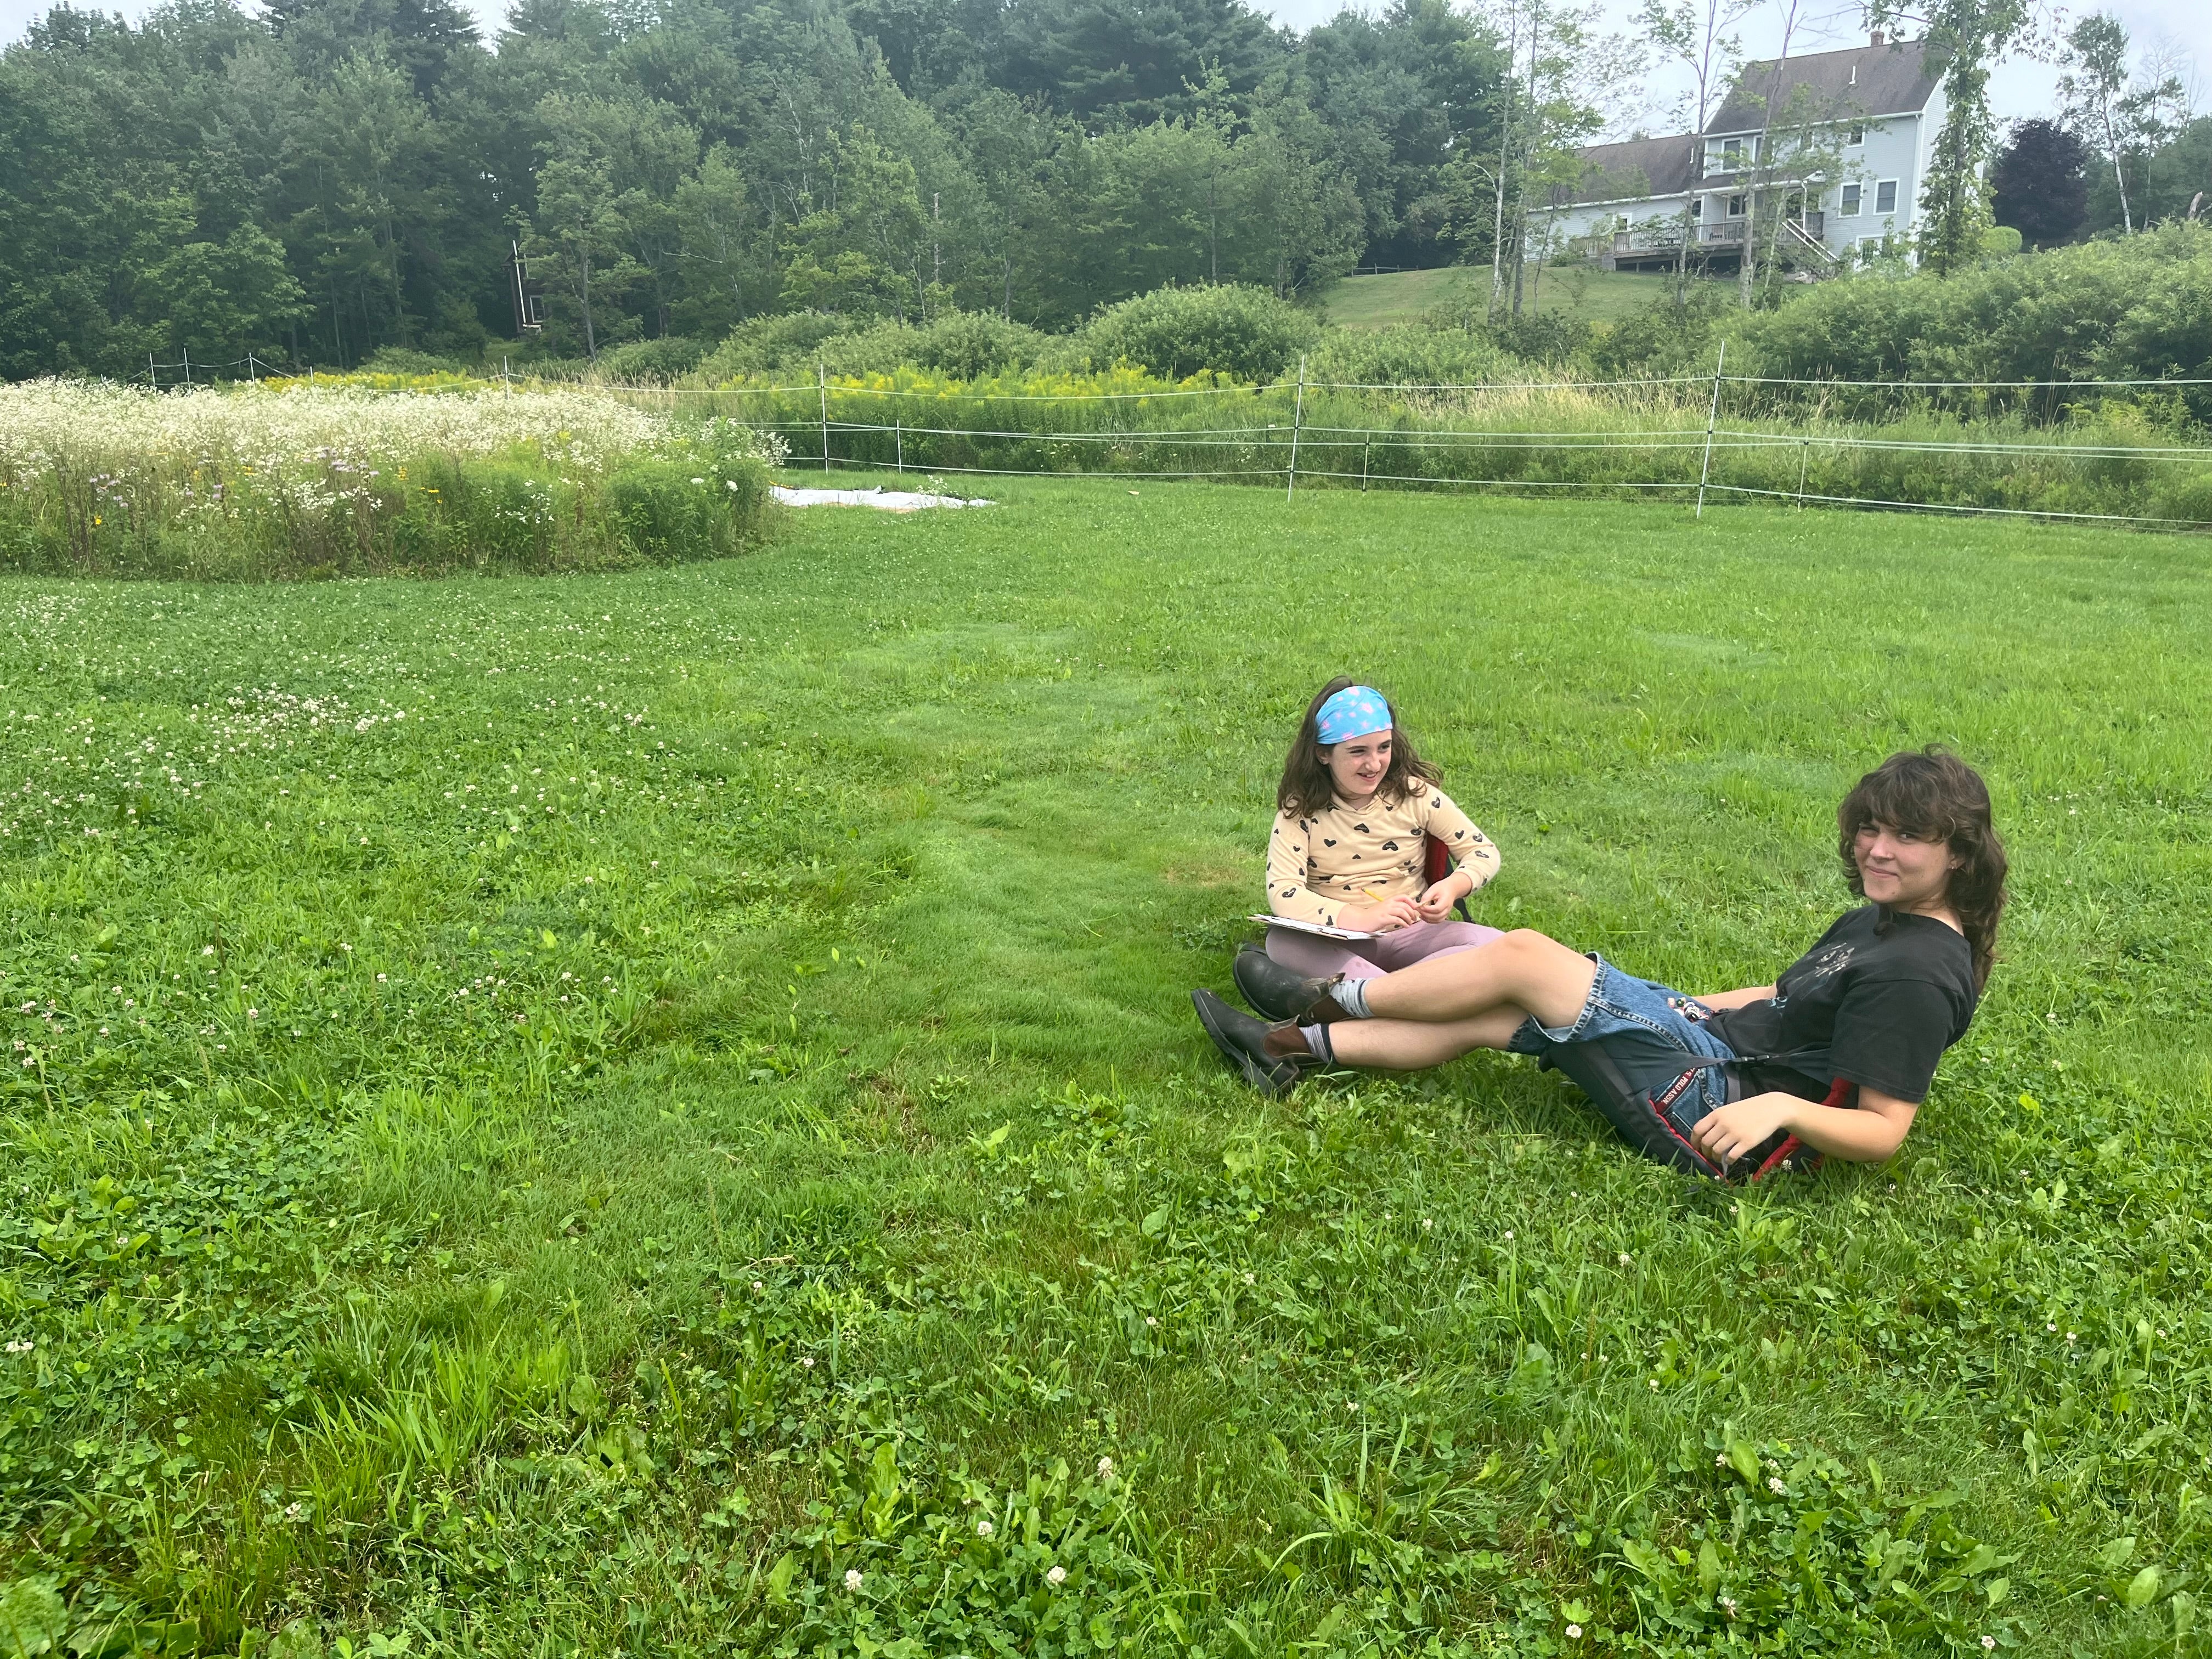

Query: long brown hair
[1276,676,1442,818]
[1837,747,2008,991]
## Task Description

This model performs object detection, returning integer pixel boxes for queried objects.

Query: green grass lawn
[1320,267,1728,329]
[4,476,2208,1657]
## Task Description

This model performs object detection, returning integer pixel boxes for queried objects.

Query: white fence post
[1695,340,1726,518]
[817,362,832,473]
[1286,353,1308,501]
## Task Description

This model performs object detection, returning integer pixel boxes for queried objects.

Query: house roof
[1564,134,1703,205]
[1705,37,1940,134]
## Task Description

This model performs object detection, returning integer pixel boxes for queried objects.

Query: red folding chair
[1424,834,1475,921]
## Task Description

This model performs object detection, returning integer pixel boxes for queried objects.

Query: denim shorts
[1506,957,1741,1125]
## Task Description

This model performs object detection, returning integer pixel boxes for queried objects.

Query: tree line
[0,0,1562,375]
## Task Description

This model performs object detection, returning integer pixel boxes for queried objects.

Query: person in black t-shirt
[1196,748,2008,1171]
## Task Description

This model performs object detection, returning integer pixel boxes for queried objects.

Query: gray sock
[1329,978,1373,1019]
[1297,1023,1335,1064]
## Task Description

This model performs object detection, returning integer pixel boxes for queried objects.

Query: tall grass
[0,380,786,579]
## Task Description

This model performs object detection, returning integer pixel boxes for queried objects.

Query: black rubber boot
[1192,989,1322,1098]
[1232,944,1349,1024]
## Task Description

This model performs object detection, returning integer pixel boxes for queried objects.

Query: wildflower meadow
[0,381,782,580]
[0,469,2205,1657]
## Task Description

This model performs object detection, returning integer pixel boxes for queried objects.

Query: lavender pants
[1265,918,1504,981]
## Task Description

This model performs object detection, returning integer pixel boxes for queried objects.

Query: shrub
[1308,325,1516,388]
[1584,286,1735,381]
[1486,311,1594,365]
[1076,283,1319,382]
[911,311,1049,379]
[700,313,850,379]
[598,337,709,382]
[361,345,476,376]
[603,421,774,563]
[1736,221,2212,423]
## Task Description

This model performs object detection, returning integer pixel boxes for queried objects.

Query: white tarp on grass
[772,485,995,511]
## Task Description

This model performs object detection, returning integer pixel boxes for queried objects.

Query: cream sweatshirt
[1266,784,1500,927]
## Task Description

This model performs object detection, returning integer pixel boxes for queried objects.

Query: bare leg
[1328,1009,1529,1069]
[1358,928,1598,1029]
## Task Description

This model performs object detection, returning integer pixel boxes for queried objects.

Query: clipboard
[1248,914,1379,943]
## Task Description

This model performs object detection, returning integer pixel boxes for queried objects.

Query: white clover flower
[1565,1625,1582,1640]
[800,1356,815,1368]
[1096,1457,1114,1479]
[1618,1252,1632,1266]
[975,1519,993,1538]
[1767,1477,1786,1495]
[844,1569,863,1592]
[1046,1566,1066,1585]
[1981,1638,1995,1651]
[1503,1231,1514,1242]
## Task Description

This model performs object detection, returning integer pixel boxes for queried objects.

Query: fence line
[726,408,2211,533]
[82,362,2212,531]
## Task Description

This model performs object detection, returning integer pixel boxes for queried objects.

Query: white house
[1547,34,1947,273]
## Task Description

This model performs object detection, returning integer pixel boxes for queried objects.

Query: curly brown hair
[1276,677,1442,819]
[1837,747,2008,991]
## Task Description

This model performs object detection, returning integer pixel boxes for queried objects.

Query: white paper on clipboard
[1247,914,1378,943]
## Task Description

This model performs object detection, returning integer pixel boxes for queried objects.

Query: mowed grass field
[3,477,2208,1658]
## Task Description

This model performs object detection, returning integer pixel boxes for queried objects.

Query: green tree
[153,223,310,362]
[532,95,653,359]
[778,127,930,321]
[672,145,759,338]
[1877,0,2029,274]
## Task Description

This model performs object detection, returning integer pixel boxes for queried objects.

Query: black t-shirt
[1705,905,1978,1105]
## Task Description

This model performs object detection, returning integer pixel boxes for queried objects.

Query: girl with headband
[1230,678,1503,1011]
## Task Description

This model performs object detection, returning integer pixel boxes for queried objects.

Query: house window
[1723,137,1743,165]
[1875,179,1898,213]
[523,294,547,327]
[1847,123,1865,145]
[1727,194,1747,218]
[1688,196,1703,219]
[1839,183,1862,216]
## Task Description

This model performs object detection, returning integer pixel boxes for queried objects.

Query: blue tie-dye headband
[1314,685,1391,746]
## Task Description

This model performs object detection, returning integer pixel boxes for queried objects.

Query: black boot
[1232,944,1349,1024]
[1192,989,1323,1098]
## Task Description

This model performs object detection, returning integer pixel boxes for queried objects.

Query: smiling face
[1322,728,1393,804]
[1852,819,1962,916]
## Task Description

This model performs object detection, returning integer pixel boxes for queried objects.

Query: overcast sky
[1,0,2199,129]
